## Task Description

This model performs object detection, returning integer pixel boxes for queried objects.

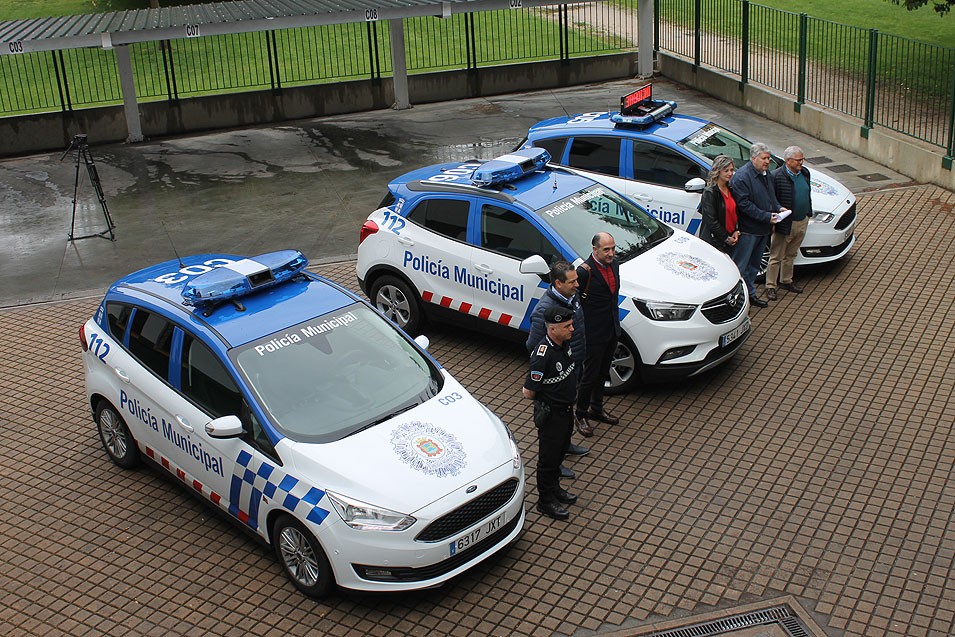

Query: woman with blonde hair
[698,154,740,255]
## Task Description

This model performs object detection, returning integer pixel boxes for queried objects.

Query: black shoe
[559,464,575,479]
[537,499,570,521]
[587,408,619,425]
[566,443,590,457]
[554,488,578,505]
[766,287,777,301]
[751,296,769,308]
[781,282,803,294]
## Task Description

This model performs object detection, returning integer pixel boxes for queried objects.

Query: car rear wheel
[370,275,423,334]
[273,514,334,598]
[95,401,140,469]
[605,334,640,395]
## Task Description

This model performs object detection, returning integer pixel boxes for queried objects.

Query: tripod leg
[83,148,116,241]
[68,149,82,241]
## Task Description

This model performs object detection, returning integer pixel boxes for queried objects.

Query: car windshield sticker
[688,124,721,147]
[253,311,358,356]
[391,421,467,478]
[657,252,719,281]
[540,187,607,219]
[810,178,839,196]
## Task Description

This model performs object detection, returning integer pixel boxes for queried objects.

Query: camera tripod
[62,134,115,242]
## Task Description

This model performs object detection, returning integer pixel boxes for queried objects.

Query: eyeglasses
[790,157,805,163]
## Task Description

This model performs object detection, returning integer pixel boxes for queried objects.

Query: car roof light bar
[182,249,309,306]
[470,147,551,187]
[610,84,678,127]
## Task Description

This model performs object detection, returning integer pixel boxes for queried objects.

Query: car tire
[605,334,641,395]
[273,514,334,598]
[369,274,424,334]
[95,401,141,469]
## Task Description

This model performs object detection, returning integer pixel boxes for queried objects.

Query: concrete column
[114,45,144,143]
[637,0,654,78]
[389,19,411,110]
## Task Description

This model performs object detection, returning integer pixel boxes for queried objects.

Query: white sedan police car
[81,249,525,597]
[521,85,857,268]
[356,148,751,394]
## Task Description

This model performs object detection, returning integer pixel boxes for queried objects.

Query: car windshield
[536,184,671,263]
[680,123,781,171]
[233,303,442,443]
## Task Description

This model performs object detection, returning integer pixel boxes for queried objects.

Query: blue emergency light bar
[182,249,309,306]
[611,84,677,127]
[470,147,551,187]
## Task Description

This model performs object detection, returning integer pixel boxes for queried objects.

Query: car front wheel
[95,401,140,469]
[273,515,334,598]
[370,275,423,334]
[605,334,641,395]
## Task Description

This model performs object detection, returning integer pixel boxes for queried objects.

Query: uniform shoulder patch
[530,371,543,382]
[536,344,548,356]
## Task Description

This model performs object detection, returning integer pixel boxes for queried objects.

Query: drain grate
[824,164,855,173]
[644,604,811,637]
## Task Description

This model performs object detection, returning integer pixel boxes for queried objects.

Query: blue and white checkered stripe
[229,450,330,531]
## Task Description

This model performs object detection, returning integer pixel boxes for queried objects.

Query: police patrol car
[356,147,751,394]
[80,249,525,597]
[520,85,857,268]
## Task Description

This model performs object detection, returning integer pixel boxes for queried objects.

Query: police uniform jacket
[771,165,814,235]
[729,160,782,236]
[525,335,578,407]
[577,255,621,345]
[525,287,586,365]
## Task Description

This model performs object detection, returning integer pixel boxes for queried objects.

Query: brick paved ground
[1,185,954,636]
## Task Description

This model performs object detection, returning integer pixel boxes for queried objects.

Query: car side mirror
[414,335,430,351]
[205,415,244,438]
[684,177,706,193]
[519,254,549,276]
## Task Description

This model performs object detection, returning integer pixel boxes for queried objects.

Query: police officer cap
[544,305,572,325]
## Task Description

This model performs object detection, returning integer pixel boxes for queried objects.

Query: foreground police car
[521,85,857,268]
[81,250,525,597]
[356,148,750,394]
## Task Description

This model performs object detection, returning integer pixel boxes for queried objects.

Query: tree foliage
[890,0,953,15]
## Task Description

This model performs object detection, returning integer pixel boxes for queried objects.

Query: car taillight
[359,220,379,245]
[79,324,89,351]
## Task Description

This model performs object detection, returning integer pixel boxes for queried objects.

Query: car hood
[282,373,514,515]
[808,170,855,213]
[619,231,741,303]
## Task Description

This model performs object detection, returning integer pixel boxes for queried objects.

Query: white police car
[520,85,857,268]
[356,148,751,394]
[81,249,524,597]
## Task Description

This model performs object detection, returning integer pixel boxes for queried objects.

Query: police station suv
[81,249,525,597]
[356,148,751,394]
[520,85,857,268]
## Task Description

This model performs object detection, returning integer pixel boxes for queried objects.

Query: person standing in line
[766,146,812,300]
[699,154,741,255]
[574,232,621,437]
[729,142,788,308]
[522,305,580,521]
[525,261,590,478]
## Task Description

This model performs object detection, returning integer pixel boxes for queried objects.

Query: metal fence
[654,0,955,158]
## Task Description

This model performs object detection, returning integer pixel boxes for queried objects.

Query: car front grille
[834,202,856,230]
[700,280,747,325]
[415,478,520,542]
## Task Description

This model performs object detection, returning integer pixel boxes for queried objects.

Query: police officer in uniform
[522,305,580,521]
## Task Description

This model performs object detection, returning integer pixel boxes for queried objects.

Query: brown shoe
[574,415,595,437]
[587,408,619,425]
[781,282,803,294]
[766,287,777,301]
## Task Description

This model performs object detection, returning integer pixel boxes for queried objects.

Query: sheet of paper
[775,209,792,221]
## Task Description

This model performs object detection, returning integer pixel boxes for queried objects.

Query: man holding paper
[767,146,813,300]
[729,142,789,308]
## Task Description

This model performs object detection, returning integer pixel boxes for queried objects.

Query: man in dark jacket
[526,261,591,470]
[729,142,788,308]
[767,146,813,300]
[574,232,621,436]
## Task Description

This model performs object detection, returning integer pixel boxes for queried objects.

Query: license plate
[720,319,750,347]
[449,512,506,556]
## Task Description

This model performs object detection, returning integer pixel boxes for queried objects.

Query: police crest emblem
[391,421,467,477]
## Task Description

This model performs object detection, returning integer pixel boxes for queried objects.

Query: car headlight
[482,403,522,470]
[812,211,834,223]
[326,491,416,531]
[633,299,697,321]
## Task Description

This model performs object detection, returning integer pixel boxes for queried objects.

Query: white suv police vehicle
[356,148,751,394]
[81,249,525,597]
[520,85,857,268]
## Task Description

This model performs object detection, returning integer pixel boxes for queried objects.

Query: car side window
[106,302,132,343]
[180,333,243,419]
[566,136,622,176]
[128,309,175,381]
[480,205,560,263]
[533,137,568,163]
[632,140,706,188]
[407,198,470,241]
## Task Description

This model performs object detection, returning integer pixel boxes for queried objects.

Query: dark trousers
[534,401,573,501]
[576,338,616,416]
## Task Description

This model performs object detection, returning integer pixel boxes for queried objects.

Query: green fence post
[693,0,701,68]
[653,0,659,53]
[945,62,955,169]
[51,50,68,112]
[796,13,807,112]
[740,0,749,91]
[862,28,877,139]
[365,22,382,82]
[160,40,179,102]
[267,31,282,91]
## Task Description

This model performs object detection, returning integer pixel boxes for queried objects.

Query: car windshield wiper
[347,402,420,438]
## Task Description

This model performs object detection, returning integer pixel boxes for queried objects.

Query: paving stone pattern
[1,185,954,636]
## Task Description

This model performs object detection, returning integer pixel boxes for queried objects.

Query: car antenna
[160,220,186,269]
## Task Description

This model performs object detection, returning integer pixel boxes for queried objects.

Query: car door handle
[114,368,130,383]
[397,236,414,246]
[175,415,194,433]
[633,194,653,203]
[473,263,493,274]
